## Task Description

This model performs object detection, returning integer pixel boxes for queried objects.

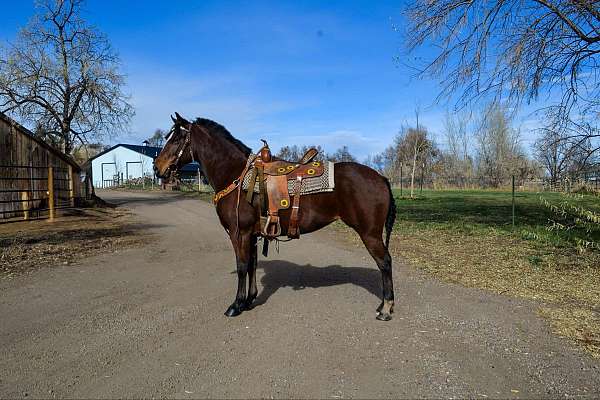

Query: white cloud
[115,66,300,147]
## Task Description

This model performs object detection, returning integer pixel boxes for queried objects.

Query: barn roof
[89,143,162,162]
[121,144,163,158]
[0,112,81,172]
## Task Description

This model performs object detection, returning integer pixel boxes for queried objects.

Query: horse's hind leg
[244,235,259,310]
[358,232,394,321]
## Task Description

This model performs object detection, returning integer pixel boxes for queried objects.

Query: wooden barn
[0,112,82,221]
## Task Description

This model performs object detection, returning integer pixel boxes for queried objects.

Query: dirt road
[1,190,599,398]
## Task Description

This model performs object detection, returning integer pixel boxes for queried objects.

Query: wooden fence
[0,165,76,221]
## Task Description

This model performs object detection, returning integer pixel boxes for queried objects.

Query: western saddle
[213,140,324,241]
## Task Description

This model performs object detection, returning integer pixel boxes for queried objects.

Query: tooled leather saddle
[246,141,324,240]
[212,140,326,248]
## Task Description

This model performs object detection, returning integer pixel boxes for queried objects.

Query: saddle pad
[242,161,335,195]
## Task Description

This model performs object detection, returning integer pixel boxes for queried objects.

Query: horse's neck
[190,130,249,192]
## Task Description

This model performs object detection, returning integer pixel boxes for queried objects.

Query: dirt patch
[0,207,150,279]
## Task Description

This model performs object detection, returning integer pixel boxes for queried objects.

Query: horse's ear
[171,114,177,124]
[174,112,190,125]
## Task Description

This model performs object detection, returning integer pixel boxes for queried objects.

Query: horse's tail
[383,177,396,250]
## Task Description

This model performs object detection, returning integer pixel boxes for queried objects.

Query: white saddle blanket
[242,161,335,195]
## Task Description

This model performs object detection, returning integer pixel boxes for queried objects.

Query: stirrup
[263,215,281,238]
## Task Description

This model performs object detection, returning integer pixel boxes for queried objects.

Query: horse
[154,113,397,321]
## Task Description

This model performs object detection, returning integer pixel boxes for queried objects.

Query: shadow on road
[254,260,381,307]
[97,192,190,207]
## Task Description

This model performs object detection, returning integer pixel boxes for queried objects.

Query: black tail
[383,177,396,249]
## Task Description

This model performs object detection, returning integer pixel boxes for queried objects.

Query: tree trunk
[61,123,73,155]
[410,147,418,198]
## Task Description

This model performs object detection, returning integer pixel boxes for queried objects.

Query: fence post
[48,166,55,221]
[511,175,515,227]
[400,163,403,197]
[68,165,74,207]
[420,162,424,195]
[21,191,30,220]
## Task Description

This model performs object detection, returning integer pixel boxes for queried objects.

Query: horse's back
[293,162,392,235]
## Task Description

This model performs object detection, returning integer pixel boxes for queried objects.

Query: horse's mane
[194,118,252,157]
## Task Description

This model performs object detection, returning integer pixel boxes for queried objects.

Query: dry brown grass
[0,208,150,278]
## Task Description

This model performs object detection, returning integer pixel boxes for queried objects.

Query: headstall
[167,125,195,177]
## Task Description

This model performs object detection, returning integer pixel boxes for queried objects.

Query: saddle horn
[259,139,271,162]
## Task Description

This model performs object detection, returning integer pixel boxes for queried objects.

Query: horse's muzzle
[153,164,163,179]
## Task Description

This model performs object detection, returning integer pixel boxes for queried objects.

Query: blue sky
[1,1,541,159]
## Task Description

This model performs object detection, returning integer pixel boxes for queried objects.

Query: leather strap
[299,148,318,164]
[213,178,240,204]
[288,175,303,239]
[213,155,257,205]
[258,166,267,216]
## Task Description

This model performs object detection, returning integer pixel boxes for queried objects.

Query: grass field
[384,189,600,357]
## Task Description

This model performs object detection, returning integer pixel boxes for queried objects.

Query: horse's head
[154,112,193,180]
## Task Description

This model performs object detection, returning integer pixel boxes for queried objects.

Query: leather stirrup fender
[288,175,303,239]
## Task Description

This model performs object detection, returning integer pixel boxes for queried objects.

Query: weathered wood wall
[0,113,81,220]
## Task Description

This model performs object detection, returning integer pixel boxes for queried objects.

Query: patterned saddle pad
[242,161,335,195]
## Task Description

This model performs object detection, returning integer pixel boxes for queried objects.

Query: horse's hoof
[376,312,392,321]
[243,300,255,311]
[224,304,243,317]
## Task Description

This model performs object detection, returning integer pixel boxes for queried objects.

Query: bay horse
[154,113,397,321]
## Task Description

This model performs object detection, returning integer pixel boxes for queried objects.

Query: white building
[89,144,160,188]
[89,143,202,188]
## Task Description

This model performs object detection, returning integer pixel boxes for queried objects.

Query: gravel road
[1,190,599,398]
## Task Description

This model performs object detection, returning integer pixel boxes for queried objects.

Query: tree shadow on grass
[253,260,381,307]
[98,192,190,207]
[395,192,554,228]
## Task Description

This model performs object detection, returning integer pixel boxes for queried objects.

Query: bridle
[165,123,195,177]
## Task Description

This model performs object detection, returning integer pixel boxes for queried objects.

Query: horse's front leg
[224,232,253,317]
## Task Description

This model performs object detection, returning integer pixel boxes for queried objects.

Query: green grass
[392,189,600,250]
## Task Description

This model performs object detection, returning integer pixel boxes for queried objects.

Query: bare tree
[276,144,326,161]
[0,0,133,155]
[404,1,600,129]
[475,104,527,187]
[407,128,431,197]
[147,129,165,147]
[328,145,357,163]
[71,142,104,165]
[442,111,473,186]
[387,123,435,196]
[535,127,575,187]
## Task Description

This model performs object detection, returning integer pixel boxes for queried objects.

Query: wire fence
[390,173,600,194]
[0,165,78,222]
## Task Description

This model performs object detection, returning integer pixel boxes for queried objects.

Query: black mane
[194,118,252,157]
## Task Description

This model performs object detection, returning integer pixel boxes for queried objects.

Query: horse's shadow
[253,260,381,307]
